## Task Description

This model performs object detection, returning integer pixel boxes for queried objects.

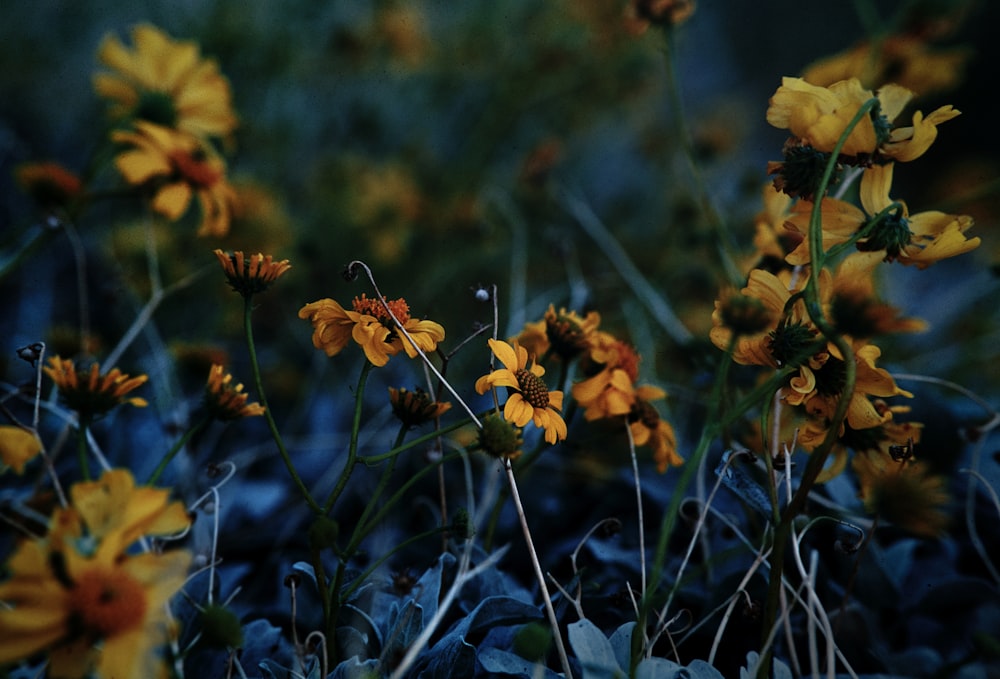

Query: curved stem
[323,360,374,515]
[244,294,321,514]
[147,415,211,485]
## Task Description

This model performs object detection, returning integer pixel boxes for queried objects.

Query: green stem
[347,425,408,554]
[755,99,876,679]
[147,415,211,485]
[323,360,374,515]
[340,524,452,602]
[359,417,472,465]
[243,294,321,514]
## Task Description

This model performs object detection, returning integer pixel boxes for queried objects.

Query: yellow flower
[43,357,148,419]
[709,268,829,368]
[388,387,451,428]
[0,469,191,678]
[766,77,960,162]
[475,339,567,444]
[852,450,949,537]
[112,121,237,237]
[298,294,445,367]
[802,36,970,98]
[93,23,237,139]
[572,335,641,421]
[0,425,43,475]
[205,364,266,421]
[213,249,291,297]
[830,253,928,338]
[784,164,979,268]
[628,386,682,473]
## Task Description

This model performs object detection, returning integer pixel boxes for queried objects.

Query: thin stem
[243,294,321,514]
[323,360,374,515]
[147,415,211,485]
[77,416,91,481]
[504,458,574,679]
[626,420,647,597]
[359,416,473,466]
[347,425,408,554]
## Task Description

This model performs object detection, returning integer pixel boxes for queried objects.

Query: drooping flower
[852,450,949,537]
[388,387,451,428]
[43,357,148,419]
[784,163,979,268]
[515,304,602,363]
[0,469,191,679]
[572,334,641,421]
[766,77,959,162]
[213,249,291,297]
[475,339,567,444]
[93,23,237,139]
[829,253,928,338]
[802,35,970,98]
[205,364,266,421]
[0,425,43,475]
[709,268,829,369]
[298,294,445,367]
[628,386,683,472]
[112,121,237,237]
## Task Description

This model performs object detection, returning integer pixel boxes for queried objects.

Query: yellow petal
[0,426,43,474]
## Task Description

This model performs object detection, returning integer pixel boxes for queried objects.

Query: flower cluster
[0,469,191,679]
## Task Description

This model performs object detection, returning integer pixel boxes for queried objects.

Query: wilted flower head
[477,412,524,460]
[43,356,148,419]
[205,364,265,420]
[853,450,950,538]
[214,249,291,297]
[389,387,451,428]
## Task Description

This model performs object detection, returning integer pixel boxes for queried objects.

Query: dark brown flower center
[515,369,549,409]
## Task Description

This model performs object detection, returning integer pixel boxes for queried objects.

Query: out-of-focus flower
[14,161,83,212]
[351,163,423,265]
[830,253,928,338]
[766,77,960,163]
[476,339,567,444]
[624,0,696,35]
[514,304,601,362]
[93,23,237,139]
[784,164,979,268]
[214,249,291,297]
[803,36,970,97]
[43,357,148,419]
[750,183,802,271]
[388,387,451,428]
[205,364,265,421]
[299,294,445,367]
[853,450,950,537]
[112,121,236,237]
[628,386,682,472]
[375,5,431,67]
[0,469,191,679]
[0,425,43,475]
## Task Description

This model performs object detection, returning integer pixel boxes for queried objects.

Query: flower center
[857,212,912,260]
[628,399,661,429]
[769,140,840,200]
[133,90,178,128]
[170,149,222,188]
[767,319,819,367]
[352,295,411,325]
[869,101,893,147]
[515,369,550,409]
[69,566,148,639]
